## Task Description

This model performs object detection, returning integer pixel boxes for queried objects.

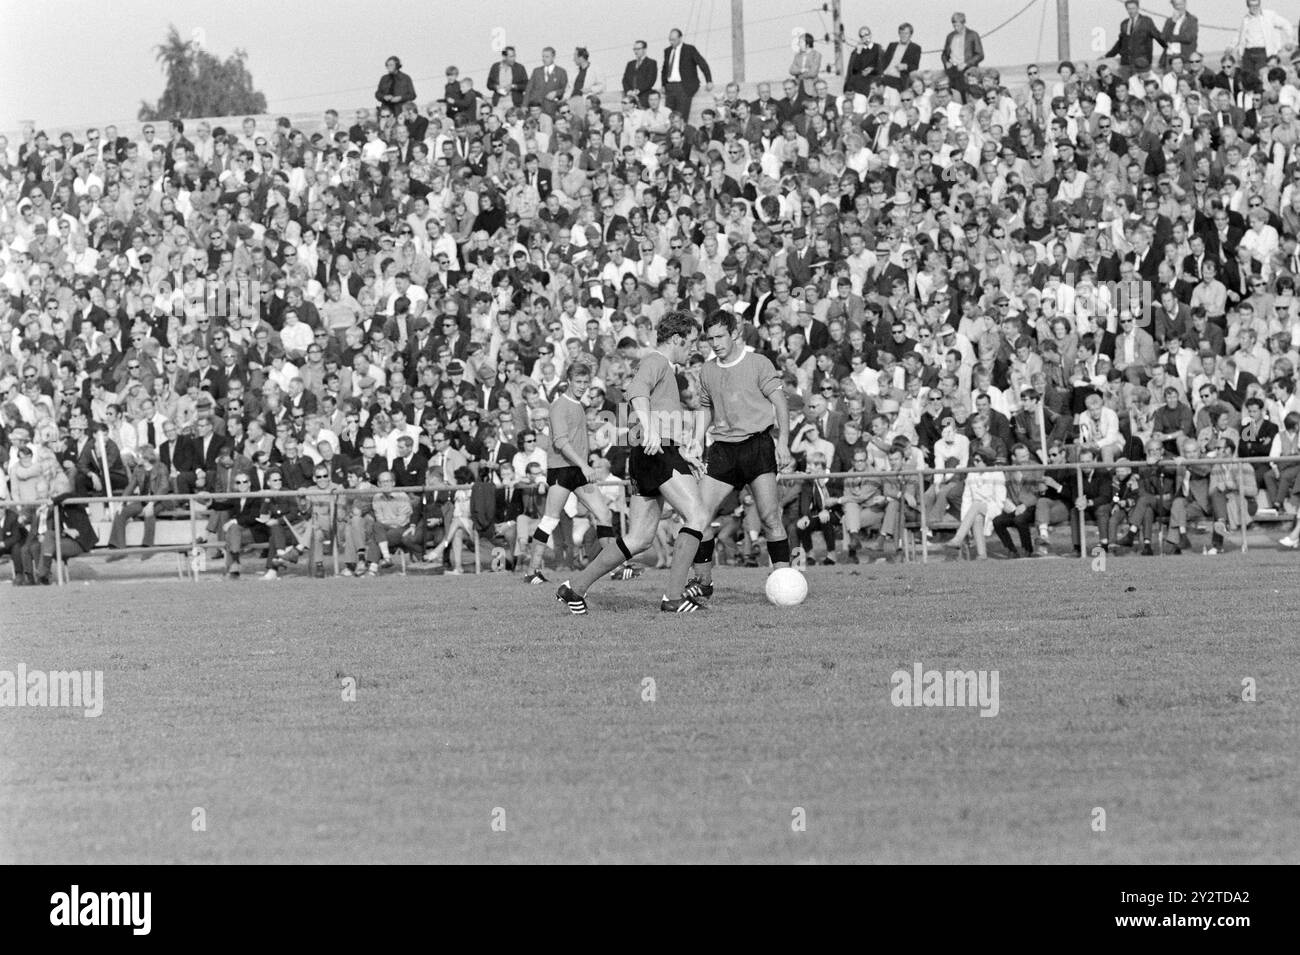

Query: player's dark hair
[656,310,698,344]
[704,309,738,335]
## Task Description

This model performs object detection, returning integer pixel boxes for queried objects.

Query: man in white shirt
[278,309,315,361]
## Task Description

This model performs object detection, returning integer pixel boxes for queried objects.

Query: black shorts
[628,445,693,498]
[549,465,588,492]
[706,432,777,489]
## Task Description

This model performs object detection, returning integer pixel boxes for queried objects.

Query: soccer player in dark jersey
[686,309,793,597]
[557,311,710,614]
[524,360,614,583]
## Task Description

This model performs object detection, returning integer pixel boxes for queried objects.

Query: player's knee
[616,534,641,559]
[533,515,560,543]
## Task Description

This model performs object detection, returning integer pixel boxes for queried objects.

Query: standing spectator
[661,28,712,122]
[1106,0,1166,80]
[376,56,417,109]
[525,47,569,118]
[942,13,985,103]
[488,46,529,109]
[789,34,822,99]
[1234,0,1293,82]
[622,40,658,108]
[844,26,883,103]
[1160,0,1199,69]
[569,47,604,120]
[880,23,922,94]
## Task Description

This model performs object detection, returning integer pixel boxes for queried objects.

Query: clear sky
[1,0,1244,132]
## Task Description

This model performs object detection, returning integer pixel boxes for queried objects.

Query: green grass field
[2,553,1297,864]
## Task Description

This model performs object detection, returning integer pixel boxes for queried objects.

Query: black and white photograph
[0,0,1296,897]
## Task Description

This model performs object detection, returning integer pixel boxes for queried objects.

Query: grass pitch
[2,552,1297,864]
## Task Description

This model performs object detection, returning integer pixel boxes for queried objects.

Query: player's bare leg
[657,471,708,603]
[526,484,573,582]
[748,472,791,568]
[568,495,660,595]
[691,474,737,592]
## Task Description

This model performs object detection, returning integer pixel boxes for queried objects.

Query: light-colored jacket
[961,469,1007,537]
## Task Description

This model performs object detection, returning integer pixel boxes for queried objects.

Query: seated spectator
[105,445,170,558]
[945,448,1005,559]
[368,469,416,572]
[992,443,1040,558]
[212,471,269,579]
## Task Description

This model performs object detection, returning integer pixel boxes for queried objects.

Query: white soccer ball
[765,567,808,607]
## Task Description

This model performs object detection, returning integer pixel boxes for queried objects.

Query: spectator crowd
[4,4,1300,583]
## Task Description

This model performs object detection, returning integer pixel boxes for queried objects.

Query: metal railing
[4,453,1297,582]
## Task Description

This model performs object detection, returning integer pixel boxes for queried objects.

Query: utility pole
[731,0,745,84]
[831,0,844,75]
[1057,0,1071,60]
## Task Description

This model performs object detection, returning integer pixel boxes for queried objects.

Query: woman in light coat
[945,449,1006,559]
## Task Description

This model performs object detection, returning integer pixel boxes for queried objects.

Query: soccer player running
[557,312,710,613]
[524,360,615,584]
[685,309,793,597]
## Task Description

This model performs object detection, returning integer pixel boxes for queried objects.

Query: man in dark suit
[844,27,883,98]
[390,436,430,487]
[71,419,129,497]
[1070,446,1115,552]
[1219,358,1259,412]
[1105,0,1166,78]
[1160,0,1198,68]
[487,46,529,108]
[661,28,712,122]
[476,420,517,476]
[879,23,922,92]
[622,40,658,107]
[784,227,818,289]
[522,153,552,201]
[941,13,984,101]
[158,423,186,492]
[211,471,268,577]
[176,415,228,494]
[524,46,568,117]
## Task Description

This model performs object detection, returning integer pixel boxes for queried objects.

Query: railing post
[1075,462,1087,559]
[331,490,341,576]
[916,470,928,564]
[1238,477,1249,554]
[52,505,65,586]
[188,505,199,581]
